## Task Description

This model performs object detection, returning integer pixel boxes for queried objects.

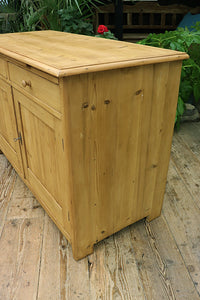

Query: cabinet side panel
[143,62,170,217]
[146,61,183,220]
[64,66,155,259]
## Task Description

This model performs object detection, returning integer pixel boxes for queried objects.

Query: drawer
[0,57,8,78]
[8,63,60,112]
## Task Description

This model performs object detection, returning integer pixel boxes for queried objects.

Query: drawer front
[8,63,60,112]
[0,57,7,78]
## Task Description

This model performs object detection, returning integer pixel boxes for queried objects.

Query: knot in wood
[135,89,143,95]
[104,99,110,105]
[82,102,89,109]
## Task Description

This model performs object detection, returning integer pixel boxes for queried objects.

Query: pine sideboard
[0,31,188,260]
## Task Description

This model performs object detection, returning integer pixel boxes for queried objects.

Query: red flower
[97,25,109,34]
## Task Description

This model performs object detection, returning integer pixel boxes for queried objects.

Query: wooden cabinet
[0,31,188,260]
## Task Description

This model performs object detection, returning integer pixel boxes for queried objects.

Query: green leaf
[177,96,185,116]
[170,42,176,50]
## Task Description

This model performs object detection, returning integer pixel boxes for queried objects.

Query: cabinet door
[13,89,68,231]
[0,78,23,175]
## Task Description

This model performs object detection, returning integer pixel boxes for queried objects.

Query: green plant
[59,7,93,35]
[138,27,200,128]
[192,21,200,31]
[175,97,185,125]
[65,0,103,14]
[0,0,22,32]
[0,0,101,33]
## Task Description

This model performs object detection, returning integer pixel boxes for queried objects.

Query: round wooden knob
[22,80,31,88]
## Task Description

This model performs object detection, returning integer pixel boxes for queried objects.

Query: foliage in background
[59,7,93,35]
[0,0,101,34]
[138,27,200,127]
[20,0,96,33]
[193,21,200,31]
[0,0,21,14]
[0,0,22,32]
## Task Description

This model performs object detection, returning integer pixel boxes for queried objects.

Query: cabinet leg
[146,208,162,222]
[146,192,164,221]
[72,243,94,261]
[146,181,167,221]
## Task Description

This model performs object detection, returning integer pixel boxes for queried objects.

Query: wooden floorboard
[0,122,200,300]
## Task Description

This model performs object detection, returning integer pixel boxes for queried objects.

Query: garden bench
[94,1,200,41]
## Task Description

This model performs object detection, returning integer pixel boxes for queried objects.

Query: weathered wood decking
[0,122,200,300]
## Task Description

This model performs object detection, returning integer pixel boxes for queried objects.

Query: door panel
[0,78,23,175]
[13,88,65,228]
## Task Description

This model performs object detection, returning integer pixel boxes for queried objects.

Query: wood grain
[103,229,146,299]
[0,78,23,176]
[147,218,199,300]
[9,63,61,112]
[0,218,44,300]
[0,31,188,77]
[63,61,183,259]
[147,61,183,221]
[0,160,16,236]
[64,66,158,258]
[0,31,187,260]
[6,196,44,220]
[130,220,170,300]
[171,132,200,210]
[0,118,200,300]
[37,214,65,300]
[0,57,7,78]
[163,159,200,296]
[13,88,71,238]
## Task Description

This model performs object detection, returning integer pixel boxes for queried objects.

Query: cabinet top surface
[0,30,188,77]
